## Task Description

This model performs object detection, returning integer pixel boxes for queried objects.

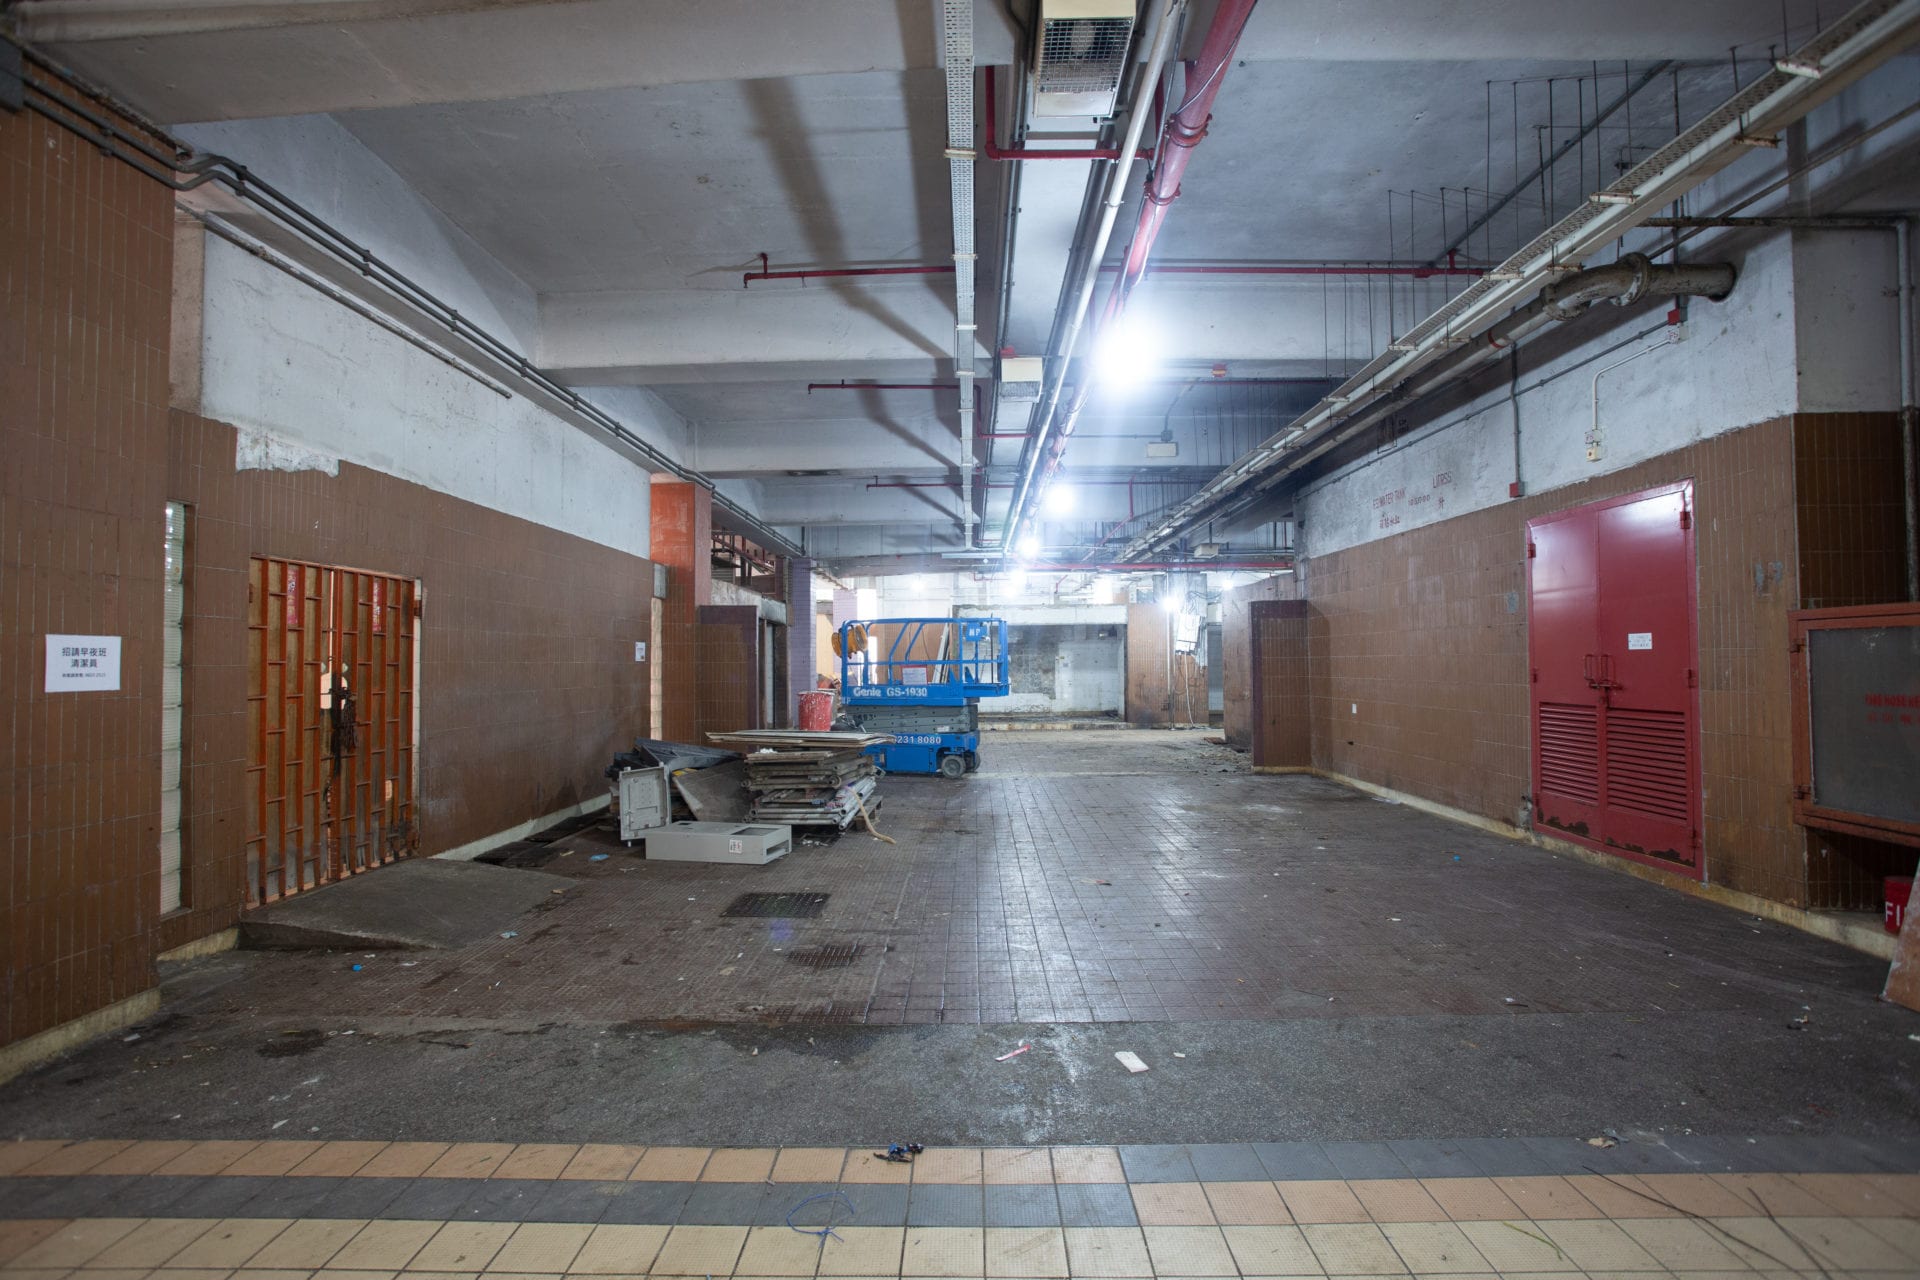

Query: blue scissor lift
[837,617,1010,777]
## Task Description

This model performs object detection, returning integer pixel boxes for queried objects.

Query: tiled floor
[124,732,1893,1027]
[4,1140,1917,1279]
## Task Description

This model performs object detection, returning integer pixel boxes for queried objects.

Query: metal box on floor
[644,821,792,864]
[616,766,672,842]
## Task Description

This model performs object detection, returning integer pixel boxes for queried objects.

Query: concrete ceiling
[18,0,1855,570]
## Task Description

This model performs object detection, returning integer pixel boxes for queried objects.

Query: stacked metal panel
[710,731,893,829]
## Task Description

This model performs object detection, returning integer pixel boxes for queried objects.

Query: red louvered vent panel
[1537,703,1599,806]
[1605,708,1689,823]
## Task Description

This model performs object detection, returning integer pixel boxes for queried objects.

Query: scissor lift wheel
[938,753,967,779]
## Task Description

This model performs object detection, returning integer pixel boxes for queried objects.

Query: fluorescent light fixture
[1016,533,1041,559]
[1045,483,1076,515]
[1090,314,1159,391]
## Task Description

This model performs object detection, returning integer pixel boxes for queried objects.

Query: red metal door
[1528,482,1700,877]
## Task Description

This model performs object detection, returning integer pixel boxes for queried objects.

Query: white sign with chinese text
[46,635,122,692]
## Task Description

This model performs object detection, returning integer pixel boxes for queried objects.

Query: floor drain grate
[723,892,831,919]
[789,944,862,969]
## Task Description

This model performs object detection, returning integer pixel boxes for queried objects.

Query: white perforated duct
[943,0,977,544]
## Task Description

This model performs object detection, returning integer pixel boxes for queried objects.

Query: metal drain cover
[723,892,830,919]
[789,944,862,969]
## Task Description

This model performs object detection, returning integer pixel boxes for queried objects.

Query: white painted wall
[201,236,658,559]
[1298,233,1802,556]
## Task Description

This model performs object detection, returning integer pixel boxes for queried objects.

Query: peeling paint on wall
[235,426,340,476]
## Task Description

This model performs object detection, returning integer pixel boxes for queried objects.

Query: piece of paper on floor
[1114,1050,1149,1073]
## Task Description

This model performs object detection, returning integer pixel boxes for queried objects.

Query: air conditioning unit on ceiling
[1031,0,1137,118]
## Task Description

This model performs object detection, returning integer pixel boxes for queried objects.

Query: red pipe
[1097,263,1485,279]
[745,253,954,288]
[1009,560,1293,571]
[1106,0,1261,320]
[983,67,1152,162]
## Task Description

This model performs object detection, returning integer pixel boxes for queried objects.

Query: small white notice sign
[46,635,122,691]
[1627,632,1653,650]
[634,641,648,662]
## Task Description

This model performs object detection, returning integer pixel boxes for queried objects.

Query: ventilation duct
[1032,0,1136,117]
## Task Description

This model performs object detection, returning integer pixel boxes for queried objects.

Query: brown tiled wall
[163,412,655,956]
[1,100,176,1046]
[1242,417,1824,905]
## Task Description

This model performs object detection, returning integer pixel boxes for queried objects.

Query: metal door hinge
[1680,508,1692,530]
[1789,639,1804,654]
[1686,668,1697,688]
[410,598,424,619]
[1530,668,1539,684]
[1526,540,1537,558]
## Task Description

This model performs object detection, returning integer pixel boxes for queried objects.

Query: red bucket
[1888,876,1913,936]
[798,690,834,732]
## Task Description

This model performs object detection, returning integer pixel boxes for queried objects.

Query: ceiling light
[1045,484,1077,515]
[1016,533,1041,559]
[1090,314,1159,392]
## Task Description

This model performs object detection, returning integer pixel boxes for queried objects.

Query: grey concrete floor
[2,730,1915,1150]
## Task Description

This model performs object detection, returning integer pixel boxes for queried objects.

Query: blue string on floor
[786,1189,858,1243]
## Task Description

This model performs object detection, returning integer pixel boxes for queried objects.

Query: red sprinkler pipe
[982,67,1152,162]
[745,253,954,288]
[1105,0,1261,319]
[1098,261,1485,279]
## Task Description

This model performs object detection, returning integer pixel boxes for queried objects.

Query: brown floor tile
[1788,1171,1911,1216]
[89,1218,220,1269]
[421,1143,516,1179]
[1416,1178,1523,1222]
[86,1141,196,1176]
[651,1225,749,1276]
[771,1148,849,1183]
[1709,1171,1843,1216]
[1140,1225,1235,1276]
[17,1140,136,1176]
[818,1226,906,1275]
[7,1219,145,1269]
[288,1142,390,1178]
[903,1226,985,1277]
[169,1218,296,1268]
[0,1142,72,1178]
[1199,1180,1289,1226]
[1633,1173,1763,1218]
[1349,1178,1447,1223]
[631,1147,711,1181]
[914,1148,984,1185]
[1275,1180,1370,1224]
[225,1142,327,1178]
[358,1143,453,1180]
[489,1222,593,1272]
[0,1220,70,1266]
[329,1221,442,1271]
[736,1224,826,1275]
[1488,1175,1603,1219]
[1862,1172,1920,1214]
[701,1147,778,1182]
[569,1224,670,1275]
[247,1219,369,1270]
[982,1149,1053,1186]
[1049,1149,1124,1185]
[492,1144,580,1181]
[408,1222,515,1272]
[559,1145,647,1182]
[841,1150,914,1185]
[156,1141,264,1177]
[1560,1174,1682,1219]
[1129,1183,1214,1226]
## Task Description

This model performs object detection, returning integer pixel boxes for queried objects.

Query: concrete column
[786,558,815,723]
[648,479,712,742]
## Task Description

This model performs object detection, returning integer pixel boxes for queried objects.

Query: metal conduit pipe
[1540,252,1735,320]
[8,39,803,558]
[1006,0,1259,551]
[1000,0,1188,554]
[1900,219,1919,600]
